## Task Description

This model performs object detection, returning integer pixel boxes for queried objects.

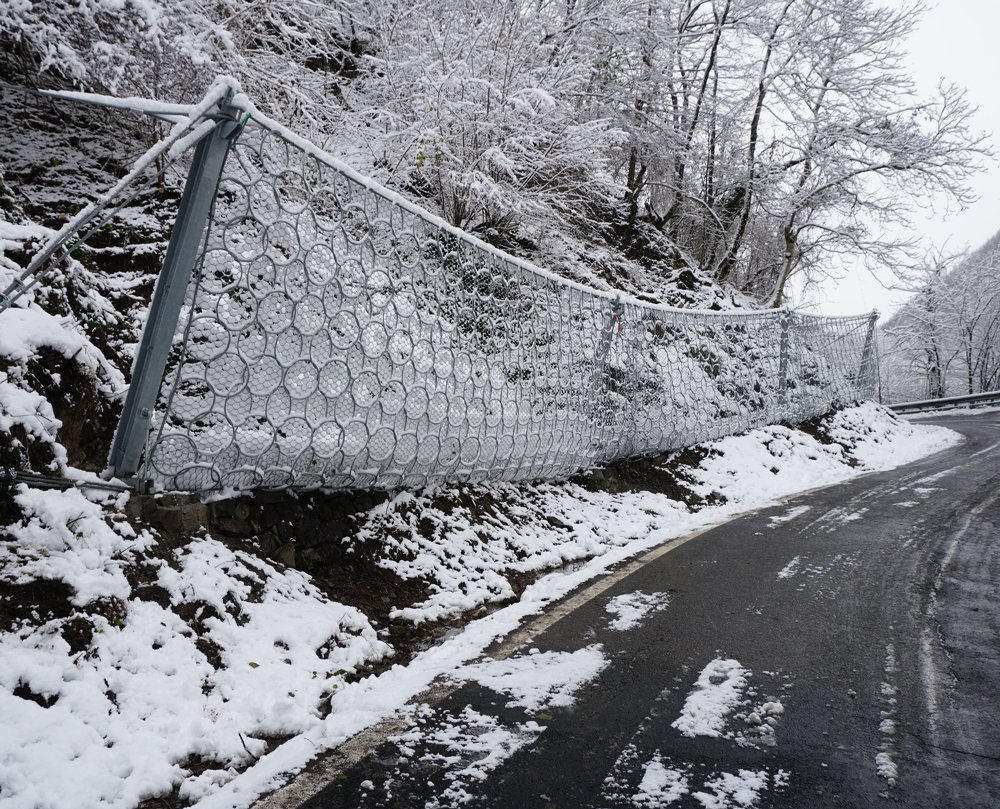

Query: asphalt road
[298,412,1000,809]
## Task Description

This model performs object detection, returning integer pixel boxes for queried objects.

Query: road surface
[294,412,1000,808]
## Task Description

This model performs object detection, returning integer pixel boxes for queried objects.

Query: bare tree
[357,0,622,246]
[882,252,957,400]
[881,235,1000,402]
[944,234,1000,394]
[560,0,987,305]
[3,0,988,309]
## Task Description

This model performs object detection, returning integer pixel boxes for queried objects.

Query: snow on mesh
[140,111,878,492]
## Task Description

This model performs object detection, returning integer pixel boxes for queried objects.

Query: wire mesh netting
[142,116,878,492]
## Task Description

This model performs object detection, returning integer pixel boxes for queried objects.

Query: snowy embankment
[0,404,958,809]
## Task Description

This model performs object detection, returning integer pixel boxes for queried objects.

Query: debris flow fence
[5,83,879,493]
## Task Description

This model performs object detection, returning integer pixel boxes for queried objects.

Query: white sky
[794,0,1000,317]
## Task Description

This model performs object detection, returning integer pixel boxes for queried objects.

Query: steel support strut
[858,310,880,399]
[107,96,242,485]
[777,308,791,410]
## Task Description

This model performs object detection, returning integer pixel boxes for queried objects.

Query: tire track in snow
[876,638,900,792]
[919,487,1000,744]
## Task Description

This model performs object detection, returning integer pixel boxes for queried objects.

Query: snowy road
[288,412,1000,809]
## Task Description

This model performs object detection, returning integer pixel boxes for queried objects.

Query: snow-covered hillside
[0,404,957,809]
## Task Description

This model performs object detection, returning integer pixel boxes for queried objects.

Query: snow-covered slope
[0,404,957,809]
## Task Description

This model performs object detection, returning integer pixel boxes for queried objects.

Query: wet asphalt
[297,412,1000,809]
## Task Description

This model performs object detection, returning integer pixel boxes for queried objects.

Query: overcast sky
[797,0,999,317]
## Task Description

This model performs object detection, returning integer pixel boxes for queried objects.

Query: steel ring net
[143,117,877,492]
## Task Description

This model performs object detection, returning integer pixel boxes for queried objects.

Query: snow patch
[692,769,771,808]
[785,552,862,595]
[0,308,124,392]
[673,658,750,738]
[461,645,607,713]
[632,754,690,806]
[358,484,693,624]
[0,373,62,441]
[606,591,670,631]
[734,697,785,749]
[768,505,810,525]
[156,538,393,740]
[0,492,390,809]
[876,641,900,788]
[688,405,959,509]
[389,706,542,807]
[875,751,898,784]
[0,487,146,605]
[365,405,959,627]
[1,404,958,808]
[885,643,897,675]
[913,470,953,485]
[777,556,802,580]
[824,403,961,469]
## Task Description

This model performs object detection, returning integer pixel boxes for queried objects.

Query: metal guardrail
[890,390,1000,415]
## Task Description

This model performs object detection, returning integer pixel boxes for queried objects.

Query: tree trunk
[769,225,797,308]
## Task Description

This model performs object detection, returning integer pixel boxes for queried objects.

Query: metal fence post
[587,296,623,452]
[858,310,880,399]
[777,308,791,410]
[107,97,242,485]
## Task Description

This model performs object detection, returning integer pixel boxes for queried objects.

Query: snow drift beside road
[0,404,959,809]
